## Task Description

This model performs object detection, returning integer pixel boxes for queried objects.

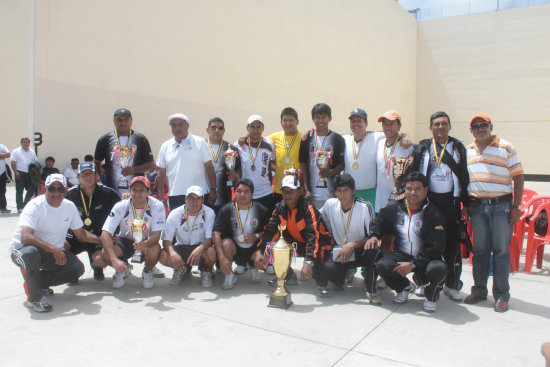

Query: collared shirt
[466,136,523,198]
[11,146,37,173]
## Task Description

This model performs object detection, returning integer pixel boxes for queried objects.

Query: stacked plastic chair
[524,200,550,274]
[509,189,538,272]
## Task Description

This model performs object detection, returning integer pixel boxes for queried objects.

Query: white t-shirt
[427,141,454,194]
[63,167,79,186]
[375,138,414,212]
[162,204,215,246]
[0,144,9,175]
[10,196,83,253]
[102,196,166,240]
[11,146,37,173]
[320,197,374,247]
[157,134,212,196]
[234,138,275,199]
[343,132,385,190]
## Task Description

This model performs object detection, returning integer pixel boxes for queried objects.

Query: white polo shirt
[11,146,37,173]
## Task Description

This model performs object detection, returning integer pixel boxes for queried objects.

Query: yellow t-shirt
[266,131,302,194]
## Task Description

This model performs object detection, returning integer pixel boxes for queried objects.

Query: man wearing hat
[156,113,217,211]
[99,176,166,289]
[65,162,121,282]
[10,174,102,312]
[159,185,217,287]
[94,108,156,195]
[255,174,335,297]
[464,112,524,312]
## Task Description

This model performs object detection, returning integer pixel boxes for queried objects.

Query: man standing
[406,111,469,302]
[159,186,217,288]
[11,137,38,213]
[464,112,524,313]
[63,158,79,188]
[157,113,217,211]
[94,108,156,195]
[10,174,101,312]
[300,103,345,209]
[366,172,447,312]
[98,176,166,289]
[0,143,11,213]
[204,117,240,214]
[65,162,121,282]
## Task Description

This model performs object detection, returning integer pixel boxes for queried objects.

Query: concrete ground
[1,183,550,367]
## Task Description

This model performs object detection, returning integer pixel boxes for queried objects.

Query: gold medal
[352,161,359,169]
[251,164,256,171]
[84,217,92,226]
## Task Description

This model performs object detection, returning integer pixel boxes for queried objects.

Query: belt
[469,193,513,205]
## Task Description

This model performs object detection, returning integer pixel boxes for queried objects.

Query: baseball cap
[349,108,368,120]
[281,175,300,190]
[114,108,132,119]
[168,113,190,124]
[45,173,67,187]
[130,176,151,189]
[78,162,95,174]
[378,110,401,122]
[470,112,491,125]
[186,185,204,197]
[247,114,264,125]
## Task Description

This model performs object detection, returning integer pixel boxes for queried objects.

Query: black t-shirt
[41,167,60,182]
[213,200,270,247]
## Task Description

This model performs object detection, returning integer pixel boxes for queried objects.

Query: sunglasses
[47,186,65,193]
[209,126,225,131]
[471,122,491,130]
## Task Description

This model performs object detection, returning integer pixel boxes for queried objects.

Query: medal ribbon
[284,134,298,160]
[79,189,93,221]
[207,138,223,163]
[247,137,261,166]
[339,199,356,243]
[313,130,328,158]
[184,205,201,235]
[384,135,401,174]
[235,201,253,235]
[352,134,366,161]
[114,129,133,148]
[131,198,148,221]
[432,138,449,166]
[405,199,412,217]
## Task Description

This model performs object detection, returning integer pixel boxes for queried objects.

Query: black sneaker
[93,267,105,281]
[42,288,54,296]
[318,286,331,297]
[25,296,52,313]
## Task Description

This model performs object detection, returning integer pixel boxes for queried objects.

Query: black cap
[114,108,132,119]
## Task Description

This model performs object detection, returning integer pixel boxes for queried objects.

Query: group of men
[9,104,523,315]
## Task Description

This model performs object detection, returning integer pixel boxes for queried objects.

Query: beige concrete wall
[1,0,417,171]
[416,3,550,174]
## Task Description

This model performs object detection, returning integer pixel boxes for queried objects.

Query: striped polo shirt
[466,136,523,198]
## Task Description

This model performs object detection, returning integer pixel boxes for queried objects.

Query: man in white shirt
[10,174,102,312]
[11,137,38,213]
[159,186,216,288]
[156,113,217,211]
[63,158,79,187]
[0,143,10,213]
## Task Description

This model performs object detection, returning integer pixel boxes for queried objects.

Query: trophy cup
[315,151,330,188]
[283,163,302,181]
[390,157,411,198]
[131,218,145,263]
[268,225,296,309]
[223,146,238,187]
[117,146,134,189]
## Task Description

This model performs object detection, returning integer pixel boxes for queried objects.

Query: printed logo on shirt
[251,218,258,227]
[109,211,115,217]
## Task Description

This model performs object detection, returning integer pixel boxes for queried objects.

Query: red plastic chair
[510,189,539,271]
[524,201,550,274]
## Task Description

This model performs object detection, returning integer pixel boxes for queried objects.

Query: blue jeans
[469,201,513,302]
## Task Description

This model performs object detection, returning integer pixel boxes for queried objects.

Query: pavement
[1,182,550,367]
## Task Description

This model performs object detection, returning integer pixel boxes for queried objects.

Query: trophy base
[131,252,144,264]
[268,293,293,309]
[316,180,327,189]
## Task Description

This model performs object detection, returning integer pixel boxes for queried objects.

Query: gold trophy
[131,218,146,263]
[223,146,238,187]
[117,146,134,189]
[268,225,296,309]
[390,157,411,198]
[315,151,330,188]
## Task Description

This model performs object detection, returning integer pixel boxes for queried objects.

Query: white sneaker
[423,299,437,312]
[265,265,275,275]
[250,268,261,283]
[151,266,165,278]
[235,265,246,275]
[222,272,237,290]
[113,272,126,289]
[201,271,213,288]
[393,283,416,304]
[169,270,185,286]
[377,277,387,289]
[443,286,463,302]
[415,284,426,297]
[142,270,155,289]
[366,291,382,305]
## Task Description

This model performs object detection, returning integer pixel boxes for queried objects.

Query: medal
[351,134,366,168]
[283,134,297,166]
[207,138,223,163]
[384,135,400,177]
[432,138,449,176]
[284,156,291,164]
[251,164,256,171]
[80,189,94,227]
[84,218,92,226]
[248,137,261,173]
[352,161,359,169]
[235,201,253,244]
[238,234,245,242]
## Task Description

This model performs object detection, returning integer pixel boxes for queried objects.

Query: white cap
[247,114,263,125]
[45,173,67,187]
[168,113,190,124]
[186,185,204,197]
[281,175,300,190]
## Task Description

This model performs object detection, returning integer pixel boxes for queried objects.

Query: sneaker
[318,286,331,297]
[423,299,437,312]
[151,266,165,278]
[142,270,155,289]
[222,272,237,290]
[443,286,463,302]
[250,268,261,283]
[345,268,356,285]
[0,208,11,214]
[415,284,426,297]
[235,265,246,275]
[93,267,105,281]
[25,296,52,313]
[42,288,54,297]
[377,277,387,289]
[201,271,213,288]
[113,272,126,288]
[366,291,382,305]
[393,283,416,304]
[169,270,185,286]
[265,265,275,275]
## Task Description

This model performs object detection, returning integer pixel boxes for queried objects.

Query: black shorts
[67,236,102,255]
[173,244,205,267]
[117,237,137,260]
[234,245,257,266]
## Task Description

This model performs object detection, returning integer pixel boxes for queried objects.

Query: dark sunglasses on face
[47,186,65,193]
[209,126,224,131]
[471,122,491,130]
